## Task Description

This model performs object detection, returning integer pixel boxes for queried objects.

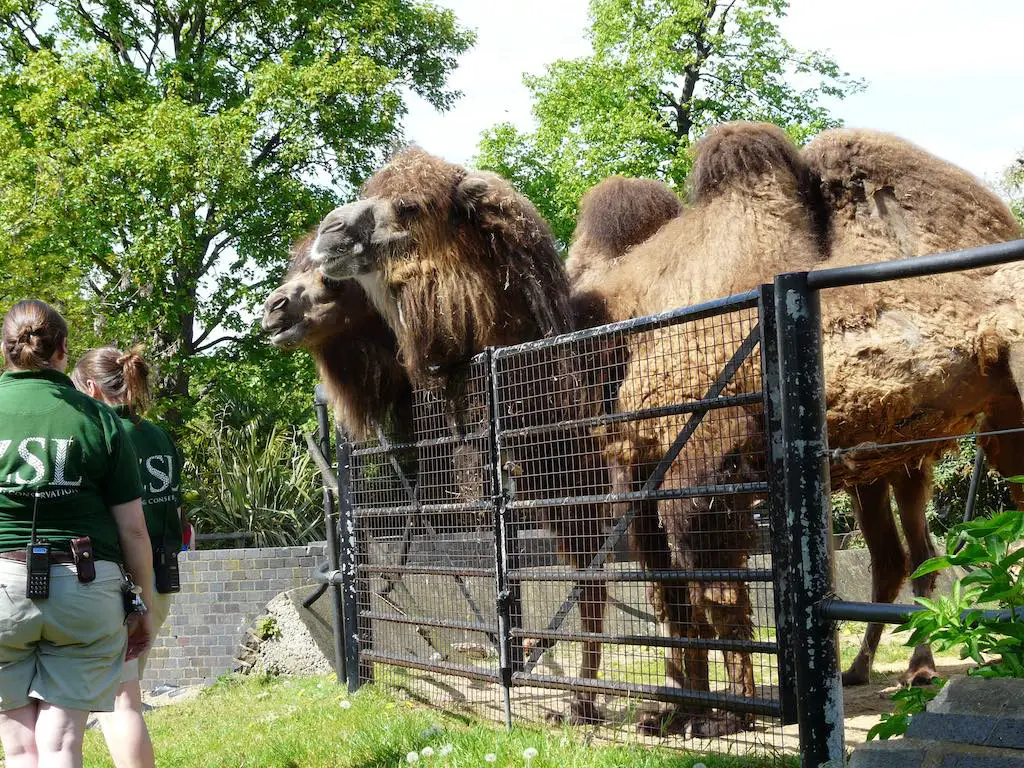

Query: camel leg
[980,387,1024,508]
[569,580,607,725]
[843,479,908,686]
[694,580,756,737]
[891,466,940,686]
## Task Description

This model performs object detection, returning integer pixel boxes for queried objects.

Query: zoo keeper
[73,345,183,768]
[0,299,154,768]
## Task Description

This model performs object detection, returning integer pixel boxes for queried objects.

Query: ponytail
[72,345,153,411]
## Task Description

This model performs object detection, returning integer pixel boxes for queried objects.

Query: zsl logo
[142,454,178,494]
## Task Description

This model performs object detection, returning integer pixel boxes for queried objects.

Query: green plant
[255,615,282,642]
[185,419,321,548]
[928,438,1012,536]
[868,498,1024,740]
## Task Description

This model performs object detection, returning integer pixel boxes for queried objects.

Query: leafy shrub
[928,438,1012,536]
[255,615,282,641]
[868,496,1024,740]
[185,419,322,548]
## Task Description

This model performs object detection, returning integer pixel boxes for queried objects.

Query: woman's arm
[111,498,155,659]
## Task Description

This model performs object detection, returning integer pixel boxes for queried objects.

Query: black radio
[154,545,180,594]
[25,542,51,599]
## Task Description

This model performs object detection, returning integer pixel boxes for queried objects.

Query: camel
[261,233,413,441]
[308,147,612,724]
[569,121,1023,735]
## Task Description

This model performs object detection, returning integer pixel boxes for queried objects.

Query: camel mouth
[266,324,307,350]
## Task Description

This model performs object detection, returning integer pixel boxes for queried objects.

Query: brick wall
[144,542,327,688]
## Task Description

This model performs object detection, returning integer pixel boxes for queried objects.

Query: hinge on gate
[496,589,511,611]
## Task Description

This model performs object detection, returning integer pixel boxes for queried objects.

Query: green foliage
[929,438,1013,537]
[868,501,1024,740]
[1003,154,1024,228]
[868,682,945,742]
[184,418,320,548]
[476,0,863,244]
[0,0,473,433]
[254,615,281,642]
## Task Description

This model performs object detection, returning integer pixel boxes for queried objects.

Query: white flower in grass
[484,753,497,763]
[558,737,569,748]
[693,764,707,768]
[439,744,454,757]
[522,746,539,764]
[406,752,420,764]
[420,746,434,758]
[339,699,352,710]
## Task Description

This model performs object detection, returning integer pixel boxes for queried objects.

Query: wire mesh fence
[337,294,792,759]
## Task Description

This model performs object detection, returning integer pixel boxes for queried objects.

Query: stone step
[850,737,1024,768]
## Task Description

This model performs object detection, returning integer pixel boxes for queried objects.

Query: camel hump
[574,176,682,259]
[689,121,808,201]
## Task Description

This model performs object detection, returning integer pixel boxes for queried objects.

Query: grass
[81,675,795,768]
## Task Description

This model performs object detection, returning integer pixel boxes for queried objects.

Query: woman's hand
[125,611,153,661]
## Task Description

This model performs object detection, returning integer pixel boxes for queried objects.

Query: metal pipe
[506,482,769,511]
[820,598,1024,625]
[512,627,778,654]
[759,283,799,726]
[313,386,347,688]
[360,610,498,634]
[335,425,363,693]
[806,238,1024,290]
[357,564,495,578]
[360,650,501,685]
[512,673,782,717]
[350,429,489,456]
[493,290,760,357]
[496,391,765,441]
[348,500,492,517]
[963,443,987,524]
[506,568,774,583]
[774,272,845,767]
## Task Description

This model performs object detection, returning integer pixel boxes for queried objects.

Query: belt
[0,550,75,564]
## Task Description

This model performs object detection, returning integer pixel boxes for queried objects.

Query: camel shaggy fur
[261,234,413,441]
[571,122,1024,734]
[308,148,612,724]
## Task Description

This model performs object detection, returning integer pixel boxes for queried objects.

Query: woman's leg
[97,681,154,768]
[0,703,40,768]
[34,702,88,768]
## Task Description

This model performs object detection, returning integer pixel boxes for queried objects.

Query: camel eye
[396,200,420,220]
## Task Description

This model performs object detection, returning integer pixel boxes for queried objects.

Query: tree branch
[194,334,245,353]
[252,131,282,169]
[89,252,122,281]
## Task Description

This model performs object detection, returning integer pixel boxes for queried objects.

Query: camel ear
[454,173,494,213]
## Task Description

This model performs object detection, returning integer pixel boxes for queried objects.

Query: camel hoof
[635,708,691,737]
[547,699,602,726]
[842,668,870,687]
[687,712,755,739]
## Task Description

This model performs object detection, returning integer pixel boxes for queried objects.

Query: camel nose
[261,294,288,329]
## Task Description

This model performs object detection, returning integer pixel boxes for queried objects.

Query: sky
[402,0,1024,187]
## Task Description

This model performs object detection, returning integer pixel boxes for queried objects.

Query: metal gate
[311,289,797,759]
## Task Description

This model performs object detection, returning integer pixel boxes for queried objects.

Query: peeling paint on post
[334,421,364,693]
[773,273,845,767]
[315,385,349,688]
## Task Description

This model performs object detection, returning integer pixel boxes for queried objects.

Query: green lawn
[82,676,795,768]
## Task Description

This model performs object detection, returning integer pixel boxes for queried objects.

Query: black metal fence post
[334,420,363,693]
[773,273,844,767]
[489,349,520,729]
[758,284,799,726]
[313,386,347,687]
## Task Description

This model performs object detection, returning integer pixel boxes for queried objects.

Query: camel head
[310,148,502,284]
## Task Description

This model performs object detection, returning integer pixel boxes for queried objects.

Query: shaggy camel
[572,121,1023,735]
[309,148,612,724]
[261,233,413,441]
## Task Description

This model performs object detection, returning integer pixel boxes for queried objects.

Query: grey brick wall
[144,542,327,688]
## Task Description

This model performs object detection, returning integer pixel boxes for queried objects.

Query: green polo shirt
[0,368,143,562]
[114,406,183,551]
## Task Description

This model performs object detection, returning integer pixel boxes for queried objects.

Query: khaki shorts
[0,559,127,713]
[122,587,173,683]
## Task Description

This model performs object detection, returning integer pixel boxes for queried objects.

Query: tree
[476,0,862,244]
[0,0,473,429]
[1004,153,1024,227]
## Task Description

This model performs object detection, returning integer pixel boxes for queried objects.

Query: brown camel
[261,233,413,441]
[570,121,1023,735]
[309,148,612,724]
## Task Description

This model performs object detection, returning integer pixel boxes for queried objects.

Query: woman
[0,300,153,768]
[72,346,183,768]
